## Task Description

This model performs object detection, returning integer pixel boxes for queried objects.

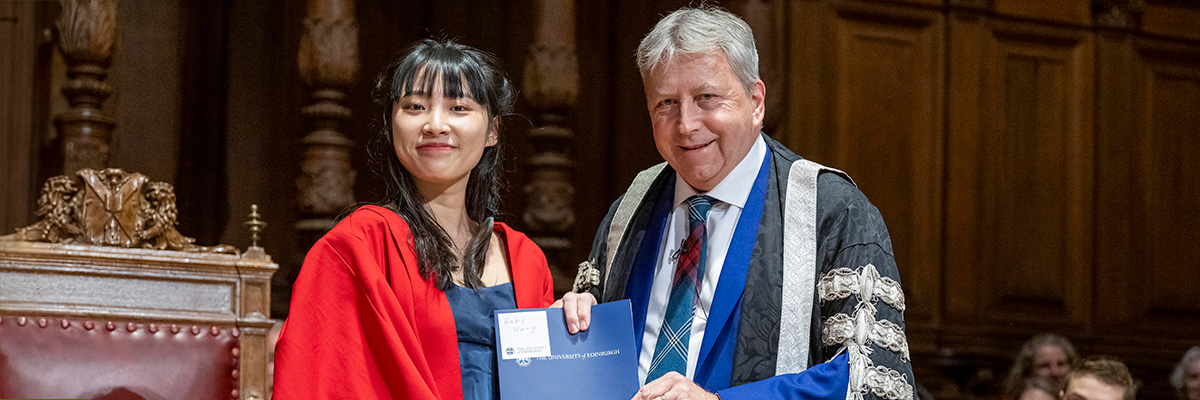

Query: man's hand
[550,291,596,334]
[632,372,719,400]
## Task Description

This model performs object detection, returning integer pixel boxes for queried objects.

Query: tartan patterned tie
[646,195,714,382]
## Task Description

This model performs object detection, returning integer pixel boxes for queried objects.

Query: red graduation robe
[274,205,555,400]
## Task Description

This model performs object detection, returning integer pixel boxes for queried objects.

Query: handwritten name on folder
[494,300,638,400]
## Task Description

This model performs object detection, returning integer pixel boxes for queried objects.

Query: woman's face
[391,76,495,195]
[1186,358,1200,400]
[1032,345,1071,389]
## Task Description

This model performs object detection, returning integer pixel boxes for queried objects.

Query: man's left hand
[631,372,719,400]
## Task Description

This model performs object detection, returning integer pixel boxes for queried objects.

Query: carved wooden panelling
[1096,37,1200,338]
[821,5,945,327]
[784,2,945,331]
[1140,62,1200,322]
[0,2,38,236]
[1142,2,1200,42]
[945,19,1094,327]
[992,0,1091,25]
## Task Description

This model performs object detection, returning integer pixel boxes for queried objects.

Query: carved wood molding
[54,0,118,174]
[296,0,358,221]
[523,0,578,270]
[298,15,359,89]
[4,168,236,254]
[947,0,994,13]
[1093,0,1144,30]
[524,43,579,110]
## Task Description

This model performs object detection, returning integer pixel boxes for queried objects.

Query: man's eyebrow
[648,89,671,98]
[648,82,723,99]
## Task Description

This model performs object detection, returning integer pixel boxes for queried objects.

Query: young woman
[274,39,554,400]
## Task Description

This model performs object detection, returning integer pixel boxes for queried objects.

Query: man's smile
[680,140,715,151]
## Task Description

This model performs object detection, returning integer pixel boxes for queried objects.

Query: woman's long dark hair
[369,39,515,291]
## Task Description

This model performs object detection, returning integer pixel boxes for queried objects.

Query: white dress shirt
[639,135,768,384]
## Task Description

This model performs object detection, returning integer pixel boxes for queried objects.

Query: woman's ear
[486,117,500,147]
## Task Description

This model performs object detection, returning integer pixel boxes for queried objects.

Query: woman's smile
[417,142,457,152]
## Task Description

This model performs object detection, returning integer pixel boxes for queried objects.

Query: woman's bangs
[390,56,487,107]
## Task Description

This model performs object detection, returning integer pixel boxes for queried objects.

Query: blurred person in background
[1004,333,1079,399]
[1171,346,1200,400]
[1018,378,1059,400]
[1062,356,1137,400]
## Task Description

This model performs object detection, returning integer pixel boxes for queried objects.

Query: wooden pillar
[732,0,788,136]
[286,0,358,314]
[54,0,117,174]
[295,0,357,240]
[523,0,579,292]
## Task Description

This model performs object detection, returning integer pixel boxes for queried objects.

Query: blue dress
[445,282,516,400]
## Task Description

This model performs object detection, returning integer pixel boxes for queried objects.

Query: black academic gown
[584,135,915,400]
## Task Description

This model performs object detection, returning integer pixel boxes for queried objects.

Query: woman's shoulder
[494,221,553,305]
[492,221,534,246]
[321,205,413,244]
[305,205,421,281]
[492,222,546,262]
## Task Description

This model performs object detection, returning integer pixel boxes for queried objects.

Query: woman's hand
[551,291,597,334]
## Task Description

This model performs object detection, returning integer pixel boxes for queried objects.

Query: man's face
[642,51,765,192]
[1063,374,1124,400]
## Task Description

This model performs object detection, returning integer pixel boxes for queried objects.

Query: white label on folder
[496,310,552,359]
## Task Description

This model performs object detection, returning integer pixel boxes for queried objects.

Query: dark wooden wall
[769,1,1200,399]
[2,1,1198,399]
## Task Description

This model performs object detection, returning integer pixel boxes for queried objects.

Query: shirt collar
[673,134,767,210]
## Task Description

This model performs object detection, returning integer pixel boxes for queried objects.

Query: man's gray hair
[636,6,760,94]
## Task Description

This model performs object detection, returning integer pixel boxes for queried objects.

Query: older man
[1062,357,1137,400]
[560,6,914,400]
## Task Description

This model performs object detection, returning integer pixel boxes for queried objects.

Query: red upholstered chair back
[0,316,239,400]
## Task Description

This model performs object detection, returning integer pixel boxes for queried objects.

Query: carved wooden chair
[0,169,276,400]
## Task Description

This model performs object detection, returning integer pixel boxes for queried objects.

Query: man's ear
[751,79,766,128]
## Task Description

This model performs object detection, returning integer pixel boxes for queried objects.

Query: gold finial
[244,204,267,247]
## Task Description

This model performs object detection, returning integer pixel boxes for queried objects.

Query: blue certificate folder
[494,299,639,400]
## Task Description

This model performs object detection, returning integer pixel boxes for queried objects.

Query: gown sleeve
[812,175,915,400]
[273,209,460,400]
